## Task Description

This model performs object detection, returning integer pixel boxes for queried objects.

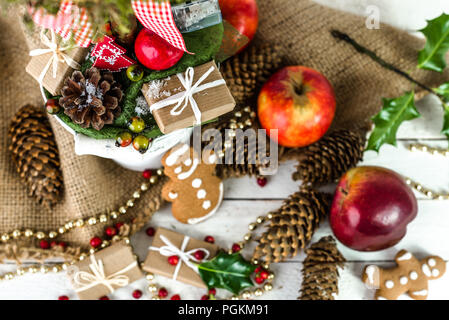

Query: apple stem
[330,30,439,99]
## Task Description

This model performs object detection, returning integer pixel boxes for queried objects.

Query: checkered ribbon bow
[29,0,189,53]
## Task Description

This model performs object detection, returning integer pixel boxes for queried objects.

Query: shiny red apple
[258,66,336,148]
[330,166,418,252]
[219,0,259,53]
[134,29,184,71]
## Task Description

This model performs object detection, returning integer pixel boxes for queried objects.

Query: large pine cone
[8,105,63,208]
[221,45,283,105]
[59,67,123,131]
[292,130,366,186]
[253,188,331,264]
[299,236,346,300]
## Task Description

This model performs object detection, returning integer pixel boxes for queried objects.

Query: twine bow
[29,29,81,102]
[149,66,226,126]
[73,255,137,293]
[149,235,210,281]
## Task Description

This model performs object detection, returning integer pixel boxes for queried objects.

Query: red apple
[219,0,259,53]
[258,66,336,148]
[134,29,184,71]
[330,166,418,252]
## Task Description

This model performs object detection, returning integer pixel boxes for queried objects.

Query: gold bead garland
[408,143,449,157]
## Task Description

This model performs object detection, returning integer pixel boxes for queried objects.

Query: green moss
[56,23,224,140]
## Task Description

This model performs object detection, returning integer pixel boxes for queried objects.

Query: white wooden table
[1,0,449,300]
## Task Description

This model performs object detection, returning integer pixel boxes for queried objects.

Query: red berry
[132,289,143,299]
[208,288,216,296]
[257,177,267,187]
[142,169,152,179]
[58,241,67,249]
[158,288,168,298]
[168,255,179,266]
[255,276,265,284]
[45,99,60,114]
[90,237,102,248]
[201,295,209,300]
[204,235,215,244]
[40,240,50,250]
[58,295,69,300]
[254,266,262,273]
[105,226,117,237]
[193,250,206,261]
[115,222,124,230]
[146,227,155,237]
[170,294,181,300]
[260,270,270,280]
[231,243,241,253]
[99,296,110,300]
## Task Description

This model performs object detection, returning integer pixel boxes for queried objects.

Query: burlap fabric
[0,1,447,260]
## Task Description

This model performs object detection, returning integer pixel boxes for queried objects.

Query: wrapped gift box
[143,227,219,288]
[142,61,235,134]
[67,241,143,300]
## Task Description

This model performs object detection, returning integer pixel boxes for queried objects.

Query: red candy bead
[105,226,117,237]
[40,240,50,250]
[90,237,102,248]
[99,296,110,300]
[208,288,216,296]
[115,222,124,230]
[193,250,206,261]
[58,295,69,300]
[254,266,262,273]
[142,169,152,180]
[257,177,267,187]
[255,276,265,284]
[260,270,270,280]
[231,243,241,253]
[171,294,181,300]
[132,289,143,299]
[158,288,168,298]
[204,235,215,244]
[168,255,179,266]
[201,295,209,300]
[146,227,155,237]
[58,241,67,249]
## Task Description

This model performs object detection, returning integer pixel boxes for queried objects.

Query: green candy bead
[126,65,144,82]
[128,117,146,133]
[115,131,133,148]
[133,135,150,154]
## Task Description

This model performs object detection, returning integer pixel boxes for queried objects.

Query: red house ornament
[91,36,136,72]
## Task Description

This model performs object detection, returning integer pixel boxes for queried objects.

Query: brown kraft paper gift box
[25,38,88,96]
[142,61,235,134]
[68,241,143,300]
[143,228,219,288]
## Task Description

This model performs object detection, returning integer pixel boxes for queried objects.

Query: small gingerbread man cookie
[362,250,446,300]
[162,144,223,224]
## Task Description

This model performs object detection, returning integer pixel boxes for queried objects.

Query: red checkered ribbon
[29,0,93,48]
[132,0,191,53]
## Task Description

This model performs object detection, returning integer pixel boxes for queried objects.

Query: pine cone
[203,107,270,179]
[59,67,123,131]
[221,44,283,105]
[292,130,366,186]
[8,105,63,208]
[253,188,331,264]
[299,236,346,300]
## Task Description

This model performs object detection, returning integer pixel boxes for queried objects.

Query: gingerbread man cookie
[362,250,446,300]
[162,144,223,224]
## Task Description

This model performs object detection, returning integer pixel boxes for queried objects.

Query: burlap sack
[0,1,446,260]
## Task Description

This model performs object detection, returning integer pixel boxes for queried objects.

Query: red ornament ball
[142,169,152,180]
[90,237,102,248]
[58,295,69,300]
[170,294,181,300]
[115,222,124,230]
[39,240,50,250]
[204,235,215,244]
[201,294,209,300]
[193,250,206,261]
[255,276,265,284]
[257,177,267,187]
[231,243,241,253]
[105,226,117,237]
[158,288,168,298]
[135,29,184,71]
[168,255,180,266]
[146,227,155,237]
[260,270,270,280]
[132,289,143,299]
[99,296,110,300]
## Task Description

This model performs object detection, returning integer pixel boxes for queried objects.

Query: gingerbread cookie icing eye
[432,269,440,277]
[428,259,436,267]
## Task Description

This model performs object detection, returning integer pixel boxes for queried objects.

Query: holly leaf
[367,92,420,152]
[433,83,449,139]
[418,14,449,72]
[198,252,256,295]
